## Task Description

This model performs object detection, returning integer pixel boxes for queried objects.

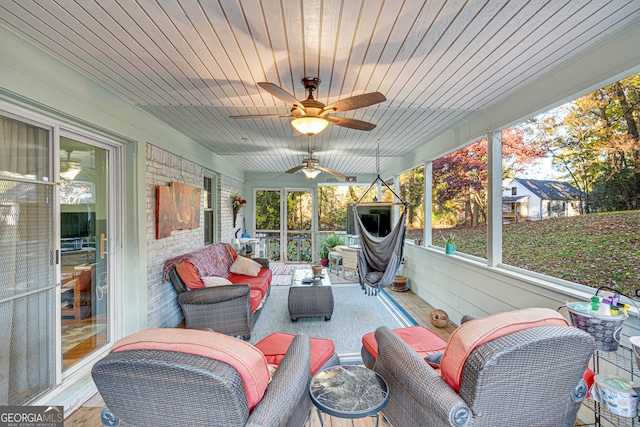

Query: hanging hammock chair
[352,174,409,295]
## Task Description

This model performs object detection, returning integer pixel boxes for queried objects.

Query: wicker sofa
[164,243,272,339]
[363,309,595,427]
[92,328,340,427]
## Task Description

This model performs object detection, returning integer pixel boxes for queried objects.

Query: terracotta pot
[312,265,323,277]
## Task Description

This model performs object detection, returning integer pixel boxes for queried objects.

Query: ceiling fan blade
[316,165,346,179]
[285,165,305,174]
[324,92,386,112]
[257,82,304,110]
[327,117,377,131]
[229,114,291,119]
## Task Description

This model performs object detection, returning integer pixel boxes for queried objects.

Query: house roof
[513,179,581,201]
[0,2,639,177]
[502,195,529,203]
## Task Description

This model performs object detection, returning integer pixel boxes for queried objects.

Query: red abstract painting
[156,182,201,239]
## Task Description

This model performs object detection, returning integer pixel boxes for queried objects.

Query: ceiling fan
[230,77,386,135]
[60,150,82,180]
[286,148,346,180]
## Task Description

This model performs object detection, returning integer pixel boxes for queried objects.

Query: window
[203,175,214,245]
[511,187,517,196]
[317,185,382,232]
[431,140,488,256]
[399,166,425,241]
[502,71,639,296]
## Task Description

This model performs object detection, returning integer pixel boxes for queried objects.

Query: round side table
[309,365,389,426]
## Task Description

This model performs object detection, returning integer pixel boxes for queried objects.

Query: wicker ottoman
[288,268,334,321]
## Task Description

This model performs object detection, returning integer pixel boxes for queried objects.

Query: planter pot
[445,243,456,255]
[319,258,329,267]
[312,265,323,278]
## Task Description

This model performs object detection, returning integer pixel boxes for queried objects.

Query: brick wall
[220,175,245,244]
[146,144,204,328]
[145,144,246,328]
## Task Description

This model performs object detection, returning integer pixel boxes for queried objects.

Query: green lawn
[413,211,640,296]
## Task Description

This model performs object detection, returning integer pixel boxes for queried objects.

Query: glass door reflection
[60,137,108,370]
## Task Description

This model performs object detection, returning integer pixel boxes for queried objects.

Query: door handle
[100,233,107,259]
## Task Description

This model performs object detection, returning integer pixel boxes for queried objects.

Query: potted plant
[317,234,345,267]
[317,244,330,267]
[440,231,456,255]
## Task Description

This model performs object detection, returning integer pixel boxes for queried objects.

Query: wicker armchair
[92,332,325,427]
[372,324,595,427]
[168,256,270,339]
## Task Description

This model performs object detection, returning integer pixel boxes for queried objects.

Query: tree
[433,140,487,226]
[318,186,346,231]
[399,166,425,228]
[526,72,640,212]
[317,185,379,232]
[255,190,280,230]
[431,128,543,227]
[502,128,547,179]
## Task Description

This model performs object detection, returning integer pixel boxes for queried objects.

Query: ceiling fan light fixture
[301,167,321,179]
[291,117,329,135]
[60,161,82,180]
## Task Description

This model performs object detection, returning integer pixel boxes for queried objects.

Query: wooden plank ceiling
[1,1,638,176]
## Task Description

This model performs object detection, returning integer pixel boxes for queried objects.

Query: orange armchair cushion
[362,325,447,360]
[254,332,335,375]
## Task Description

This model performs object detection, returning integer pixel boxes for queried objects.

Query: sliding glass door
[0,114,56,405]
[0,111,119,405]
[255,190,281,261]
[59,136,110,371]
[285,190,313,263]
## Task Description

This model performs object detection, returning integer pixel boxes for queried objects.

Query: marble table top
[309,365,389,419]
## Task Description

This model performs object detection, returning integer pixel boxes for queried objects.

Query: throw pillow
[201,276,233,287]
[229,256,262,277]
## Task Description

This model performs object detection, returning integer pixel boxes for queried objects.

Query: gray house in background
[502,178,582,222]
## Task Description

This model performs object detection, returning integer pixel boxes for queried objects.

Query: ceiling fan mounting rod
[302,77,320,99]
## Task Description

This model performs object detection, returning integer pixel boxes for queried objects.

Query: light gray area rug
[249,284,417,363]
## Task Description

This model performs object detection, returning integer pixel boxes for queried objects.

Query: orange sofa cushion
[440,308,569,392]
[250,290,263,313]
[254,332,335,375]
[362,325,447,360]
[227,268,272,297]
[112,328,270,411]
